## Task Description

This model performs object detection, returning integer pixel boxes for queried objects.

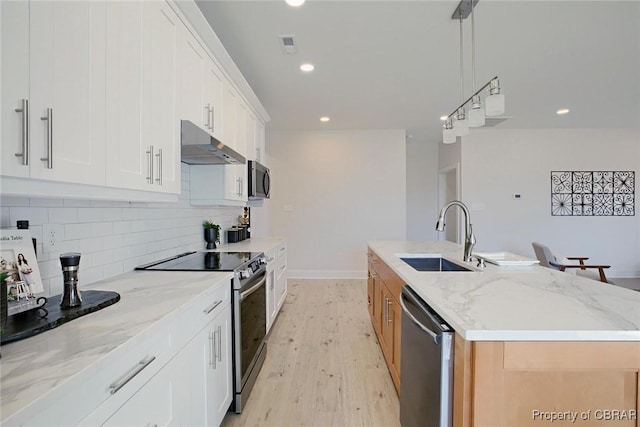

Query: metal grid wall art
[551,171,635,216]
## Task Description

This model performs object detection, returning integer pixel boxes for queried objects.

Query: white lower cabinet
[77,282,232,427]
[101,362,176,427]
[266,241,287,334]
[173,303,233,427]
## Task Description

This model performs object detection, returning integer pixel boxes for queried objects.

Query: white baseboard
[287,270,367,279]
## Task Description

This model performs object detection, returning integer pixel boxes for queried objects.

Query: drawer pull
[109,355,156,394]
[203,300,222,314]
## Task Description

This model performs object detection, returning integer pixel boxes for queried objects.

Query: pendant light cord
[471,0,477,94]
[459,16,464,105]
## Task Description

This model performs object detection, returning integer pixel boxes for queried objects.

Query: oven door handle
[240,275,266,300]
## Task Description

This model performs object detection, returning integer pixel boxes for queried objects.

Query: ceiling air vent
[280,35,297,54]
[484,116,510,127]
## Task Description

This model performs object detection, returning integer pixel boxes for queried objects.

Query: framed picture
[1,229,45,316]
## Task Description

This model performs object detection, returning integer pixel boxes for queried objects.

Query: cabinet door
[176,303,232,427]
[275,252,287,312]
[255,119,266,164]
[101,363,175,427]
[222,80,237,149]
[380,285,401,391]
[141,0,180,194]
[246,110,257,161]
[208,303,233,426]
[29,1,106,184]
[266,265,276,333]
[104,1,149,191]
[176,26,206,128]
[204,59,224,139]
[1,0,30,178]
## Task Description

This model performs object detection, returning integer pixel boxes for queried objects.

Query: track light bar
[444,76,498,121]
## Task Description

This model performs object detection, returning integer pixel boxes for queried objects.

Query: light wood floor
[222,279,400,427]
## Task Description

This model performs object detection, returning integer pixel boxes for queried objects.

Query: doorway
[438,164,460,244]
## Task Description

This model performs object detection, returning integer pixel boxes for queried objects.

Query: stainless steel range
[136,251,268,413]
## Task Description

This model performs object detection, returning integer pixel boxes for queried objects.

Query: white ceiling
[195,0,640,143]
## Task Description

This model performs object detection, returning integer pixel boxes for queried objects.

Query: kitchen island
[368,240,640,427]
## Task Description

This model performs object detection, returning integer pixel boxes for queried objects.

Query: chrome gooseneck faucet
[435,200,476,262]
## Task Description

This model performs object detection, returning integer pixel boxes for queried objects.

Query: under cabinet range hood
[180,120,246,165]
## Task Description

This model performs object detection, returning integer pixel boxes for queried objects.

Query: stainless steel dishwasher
[399,286,454,427]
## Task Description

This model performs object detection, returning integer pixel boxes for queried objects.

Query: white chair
[532,242,613,284]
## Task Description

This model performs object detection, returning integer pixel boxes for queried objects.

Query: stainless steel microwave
[248,160,270,199]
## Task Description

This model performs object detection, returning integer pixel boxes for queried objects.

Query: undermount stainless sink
[398,255,474,272]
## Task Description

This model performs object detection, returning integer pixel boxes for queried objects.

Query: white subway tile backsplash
[9,165,242,294]
[49,208,79,224]
[1,196,30,207]
[77,208,104,223]
[10,207,49,226]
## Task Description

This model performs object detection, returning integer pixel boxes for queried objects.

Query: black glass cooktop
[136,251,261,272]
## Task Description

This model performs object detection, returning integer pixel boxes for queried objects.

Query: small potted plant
[202,220,221,249]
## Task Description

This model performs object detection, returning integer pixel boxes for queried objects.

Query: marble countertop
[0,269,233,422]
[368,240,640,341]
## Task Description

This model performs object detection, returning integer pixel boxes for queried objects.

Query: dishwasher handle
[399,290,444,345]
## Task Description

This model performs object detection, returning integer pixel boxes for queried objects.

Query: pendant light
[441,0,505,143]
[443,118,456,144]
[485,78,505,116]
[467,0,485,127]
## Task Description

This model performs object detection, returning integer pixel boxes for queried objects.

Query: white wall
[459,128,640,277]
[0,164,243,296]
[253,129,406,278]
[406,140,439,241]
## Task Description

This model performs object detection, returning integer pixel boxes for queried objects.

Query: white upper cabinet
[140,0,180,194]
[1,1,107,185]
[245,110,266,163]
[1,0,181,199]
[1,1,30,178]
[176,26,206,129]
[204,60,224,140]
[222,80,238,152]
[105,0,180,194]
[105,1,146,191]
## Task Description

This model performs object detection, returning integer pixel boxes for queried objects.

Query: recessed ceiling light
[286,0,305,6]
[320,117,330,122]
[300,63,314,72]
[440,116,448,121]
[556,108,570,115]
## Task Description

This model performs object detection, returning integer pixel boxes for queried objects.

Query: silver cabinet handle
[205,104,211,130]
[387,298,393,326]
[155,148,162,185]
[203,299,222,314]
[383,296,388,325]
[146,145,154,184]
[14,99,29,165]
[210,106,214,133]
[216,324,222,362]
[109,355,156,394]
[209,330,216,369]
[40,108,53,169]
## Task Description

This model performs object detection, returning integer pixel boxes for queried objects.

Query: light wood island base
[454,336,640,427]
